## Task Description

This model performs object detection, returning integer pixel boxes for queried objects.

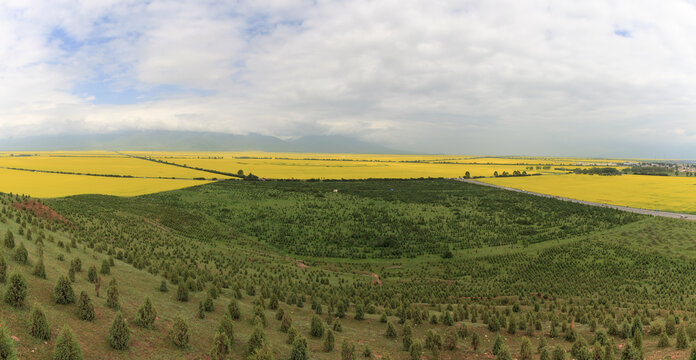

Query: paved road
[456,178,696,221]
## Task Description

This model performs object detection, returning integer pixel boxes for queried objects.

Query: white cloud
[2,0,696,156]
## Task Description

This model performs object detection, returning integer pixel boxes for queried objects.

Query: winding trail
[457,178,696,221]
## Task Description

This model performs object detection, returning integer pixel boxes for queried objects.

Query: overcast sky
[2,1,696,157]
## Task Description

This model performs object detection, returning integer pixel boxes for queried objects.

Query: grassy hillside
[0,180,695,359]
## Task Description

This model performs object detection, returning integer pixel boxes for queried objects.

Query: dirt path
[456,178,696,221]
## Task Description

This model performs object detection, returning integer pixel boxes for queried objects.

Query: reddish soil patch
[13,201,67,223]
[296,261,308,269]
[369,273,383,287]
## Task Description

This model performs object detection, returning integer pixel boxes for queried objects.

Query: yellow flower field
[0,153,221,179]
[148,157,561,179]
[0,168,211,198]
[480,174,696,213]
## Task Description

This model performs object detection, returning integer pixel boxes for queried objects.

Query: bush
[342,340,357,360]
[109,312,130,350]
[176,283,188,302]
[54,275,75,304]
[53,326,83,360]
[32,258,46,279]
[76,291,95,321]
[218,314,235,344]
[0,325,17,360]
[4,231,14,249]
[170,316,189,348]
[0,255,6,283]
[324,329,335,352]
[134,297,157,329]
[13,243,28,264]
[228,299,241,319]
[247,325,267,356]
[409,339,422,360]
[4,273,27,308]
[678,326,690,349]
[106,283,119,309]
[100,259,110,275]
[159,279,168,292]
[290,336,309,360]
[29,303,51,340]
[310,315,324,338]
[87,265,97,283]
[210,331,229,360]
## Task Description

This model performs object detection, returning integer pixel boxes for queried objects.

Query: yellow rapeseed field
[480,174,696,213]
[0,153,221,179]
[0,168,211,198]
[149,157,557,179]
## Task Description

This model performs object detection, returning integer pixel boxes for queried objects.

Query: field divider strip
[0,165,212,181]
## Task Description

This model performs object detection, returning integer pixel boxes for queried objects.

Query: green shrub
[29,303,51,340]
[76,291,95,321]
[4,273,27,308]
[170,316,189,348]
[108,312,130,350]
[54,275,75,304]
[134,297,157,329]
[53,326,83,360]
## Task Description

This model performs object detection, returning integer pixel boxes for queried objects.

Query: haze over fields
[3,1,696,157]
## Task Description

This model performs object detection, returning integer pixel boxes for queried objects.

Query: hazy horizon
[3,1,696,157]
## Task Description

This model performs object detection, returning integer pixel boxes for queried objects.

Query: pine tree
[0,325,17,360]
[403,321,413,350]
[4,231,14,249]
[290,336,309,360]
[678,325,690,349]
[385,321,397,338]
[218,313,235,344]
[354,303,364,320]
[29,303,51,340]
[471,331,481,350]
[497,343,512,360]
[159,279,168,292]
[443,328,457,350]
[198,301,206,319]
[53,326,83,360]
[32,258,46,279]
[310,315,324,338]
[13,242,27,264]
[323,329,335,352]
[87,265,97,283]
[0,255,6,283]
[228,299,241,319]
[170,316,189,348]
[408,339,422,360]
[287,326,299,344]
[492,333,503,355]
[539,347,551,360]
[658,331,670,348]
[247,325,267,356]
[176,283,188,302]
[109,312,130,350]
[134,297,157,329]
[4,273,27,308]
[76,291,95,321]
[689,346,696,360]
[54,275,75,304]
[100,259,110,275]
[520,337,533,360]
[281,312,292,332]
[551,346,566,360]
[106,283,119,309]
[204,294,214,312]
[210,331,229,360]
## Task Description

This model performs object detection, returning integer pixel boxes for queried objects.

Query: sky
[2,1,696,157]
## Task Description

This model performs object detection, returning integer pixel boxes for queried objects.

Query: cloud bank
[2,0,696,157]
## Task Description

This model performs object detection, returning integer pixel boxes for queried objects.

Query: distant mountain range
[0,130,408,154]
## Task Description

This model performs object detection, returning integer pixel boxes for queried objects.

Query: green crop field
[0,179,694,359]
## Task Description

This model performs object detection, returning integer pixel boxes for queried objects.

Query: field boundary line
[456,178,696,221]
